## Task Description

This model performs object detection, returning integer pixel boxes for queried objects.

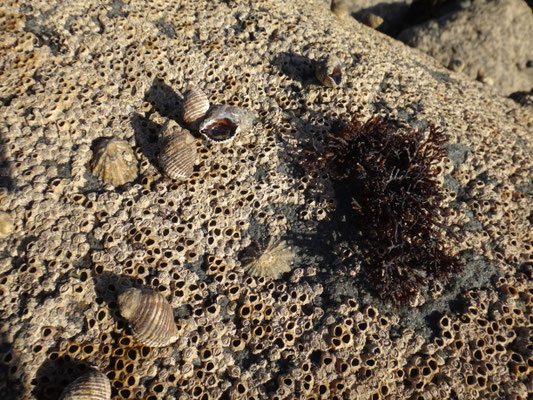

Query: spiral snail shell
[315,55,343,88]
[59,370,111,400]
[182,85,210,127]
[158,127,197,180]
[199,105,254,143]
[118,287,180,347]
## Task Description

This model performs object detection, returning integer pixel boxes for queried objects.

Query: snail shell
[158,128,197,180]
[118,287,179,347]
[0,211,13,239]
[59,370,111,400]
[315,55,343,88]
[90,138,138,186]
[199,105,254,143]
[182,85,210,126]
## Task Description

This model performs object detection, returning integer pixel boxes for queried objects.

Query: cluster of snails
[158,85,255,181]
[89,85,255,185]
[59,287,179,399]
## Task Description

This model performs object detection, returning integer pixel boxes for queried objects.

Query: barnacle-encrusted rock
[182,85,210,126]
[0,211,13,239]
[158,128,197,180]
[90,138,138,186]
[59,370,111,400]
[315,55,343,88]
[199,105,254,143]
[241,237,294,279]
[118,287,179,347]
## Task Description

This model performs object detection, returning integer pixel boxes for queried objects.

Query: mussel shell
[315,55,343,88]
[158,128,197,180]
[118,287,179,347]
[182,85,210,126]
[199,105,254,143]
[59,370,111,400]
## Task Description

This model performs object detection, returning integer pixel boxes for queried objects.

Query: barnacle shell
[241,237,294,279]
[199,105,254,143]
[59,370,111,400]
[315,55,343,88]
[159,128,197,180]
[90,138,138,186]
[182,85,210,126]
[0,211,13,239]
[118,287,179,347]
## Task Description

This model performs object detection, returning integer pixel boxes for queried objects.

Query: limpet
[199,105,254,143]
[90,138,138,186]
[315,55,343,88]
[182,85,210,127]
[118,287,179,347]
[158,128,197,180]
[241,237,294,279]
[59,370,111,400]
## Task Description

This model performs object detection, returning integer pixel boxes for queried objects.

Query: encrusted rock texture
[0,0,531,399]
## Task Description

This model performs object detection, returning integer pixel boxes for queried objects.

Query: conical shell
[159,128,197,180]
[182,85,210,125]
[90,138,138,186]
[199,105,254,143]
[315,55,343,88]
[0,211,13,239]
[59,370,111,400]
[118,287,179,347]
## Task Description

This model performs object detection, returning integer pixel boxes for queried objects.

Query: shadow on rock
[144,78,184,122]
[33,356,94,400]
[271,52,317,86]
[130,112,165,162]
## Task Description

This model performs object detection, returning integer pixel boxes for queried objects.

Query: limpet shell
[159,128,197,180]
[90,138,138,186]
[199,105,254,143]
[59,370,111,400]
[118,287,179,347]
[315,55,343,88]
[182,85,210,126]
[0,211,13,239]
[241,237,294,279]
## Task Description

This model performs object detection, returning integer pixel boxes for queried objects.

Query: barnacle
[314,115,463,305]
[240,237,294,279]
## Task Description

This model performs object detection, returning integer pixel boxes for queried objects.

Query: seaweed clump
[315,115,462,305]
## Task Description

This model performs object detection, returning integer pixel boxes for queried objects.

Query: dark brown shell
[159,128,197,180]
[118,287,179,347]
[182,85,210,126]
[59,370,111,400]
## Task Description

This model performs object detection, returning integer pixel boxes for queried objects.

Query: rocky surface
[0,0,531,399]
[397,0,533,96]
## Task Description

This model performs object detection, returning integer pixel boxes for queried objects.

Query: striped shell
[118,287,179,347]
[199,105,254,143]
[182,85,210,126]
[315,55,343,88]
[241,237,294,279]
[159,128,197,180]
[59,370,111,400]
[90,138,138,186]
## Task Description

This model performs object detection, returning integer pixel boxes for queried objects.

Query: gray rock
[397,0,533,96]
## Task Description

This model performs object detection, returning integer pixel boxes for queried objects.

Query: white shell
[118,287,179,347]
[199,105,254,143]
[159,128,197,180]
[182,85,210,126]
[59,370,111,400]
